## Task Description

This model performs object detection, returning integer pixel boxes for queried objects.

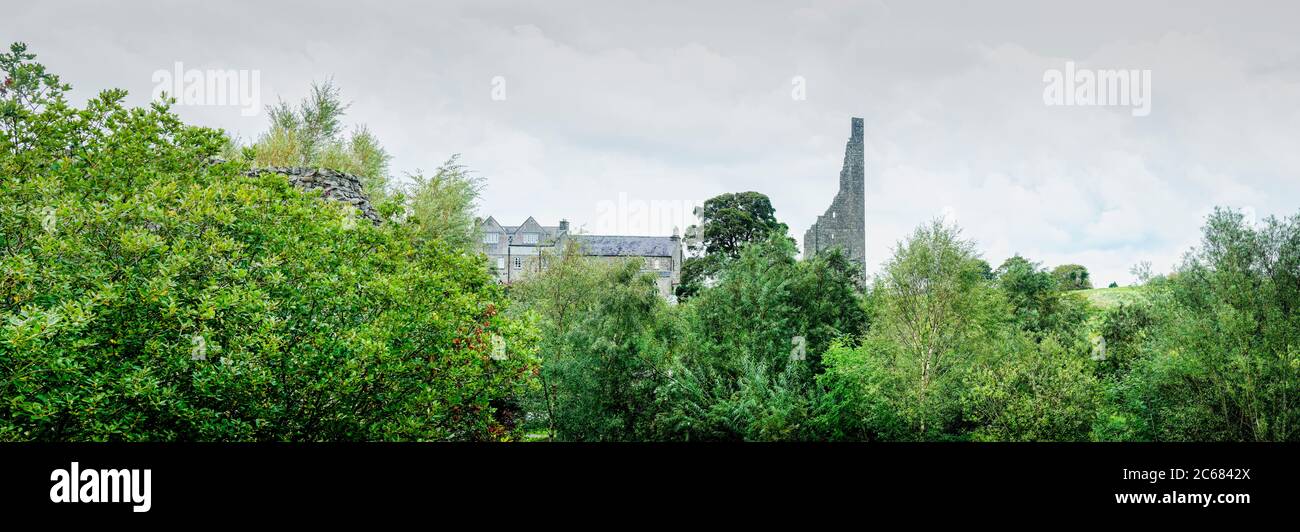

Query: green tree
[693,191,788,257]
[0,44,535,441]
[1096,301,1155,375]
[818,220,1098,441]
[676,191,789,300]
[509,241,605,438]
[249,80,392,198]
[996,255,1089,346]
[972,258,995,281]
[1051,264,1092,290]
[995,255,1057,331]
[960,335,1098,441]
[1112,208,1300,441]
[840,220,1000,439]
[511,244,677,441]
[405,154,484,253]
[658,234,867,440]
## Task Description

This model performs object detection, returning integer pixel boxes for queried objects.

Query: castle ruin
[803,117,866,278]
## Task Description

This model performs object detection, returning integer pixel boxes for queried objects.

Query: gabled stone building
[478,215,567,280]
[477,217,683,300]
[803,117,867,279]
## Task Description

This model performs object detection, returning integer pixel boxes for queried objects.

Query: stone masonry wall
[803,117,866,277]
[244,166,382,224]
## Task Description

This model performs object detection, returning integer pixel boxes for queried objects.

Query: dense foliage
[1,43,534,441]
[655,235,867,440]
[1051,264,1092,290]
[1100,209,1300,441]
[816,222,1096,441]
[676,191,789,300]
[510,243,676,441]
[403,155,485,253]
[4,43,1297,442]
[518,208,1298,442]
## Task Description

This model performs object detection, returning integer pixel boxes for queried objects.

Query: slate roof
[569,235,677,257]
[497,226,564,236]
[480,218,676,256]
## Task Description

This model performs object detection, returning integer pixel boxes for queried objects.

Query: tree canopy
[676,191,790,300]
[0,43,534,441]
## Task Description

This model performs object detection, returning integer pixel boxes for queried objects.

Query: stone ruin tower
[803,117,866,278]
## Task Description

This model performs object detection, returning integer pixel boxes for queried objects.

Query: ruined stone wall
[244,166,382,224]
[803,117,866,277]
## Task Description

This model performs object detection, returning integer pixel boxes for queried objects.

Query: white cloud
[5,0,1298,285]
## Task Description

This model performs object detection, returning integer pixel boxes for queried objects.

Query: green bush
[1096,301,1154,376]
[960,335,1098,442]
[1109,209,1300,441]
[250,80,392,198]
[1051,264,1092,291]
[655,235,867,441]
[996,255,1090,345]
[511,247,676,441]
[817,221,1098,441]
[0,43,535,441]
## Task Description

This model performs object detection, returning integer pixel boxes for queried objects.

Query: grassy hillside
[1073,286,1146,310]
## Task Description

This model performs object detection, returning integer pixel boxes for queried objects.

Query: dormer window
[520,232,539,244]
[483,232,500,244]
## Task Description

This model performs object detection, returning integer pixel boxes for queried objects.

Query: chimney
[558,219,569,233]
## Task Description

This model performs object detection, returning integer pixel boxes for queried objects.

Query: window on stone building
[513,257,523,269]
[483,232,500,244]
[652,258,661,269]
[496,258,505,270]
[520,232,539,244]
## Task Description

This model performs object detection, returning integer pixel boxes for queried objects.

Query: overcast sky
[6,0,1299,285]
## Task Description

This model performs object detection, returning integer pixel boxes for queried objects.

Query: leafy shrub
[1111,209,1300,441]
[655,234,867,441]
[249,80,392,199]
[1096,301,1154,376]
[818,221,1098,441]
[511,245,676,441]
[0,43,535,441]
[404,155,485,254]
[1051,264,1092,290]
[961,335,1098,441]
